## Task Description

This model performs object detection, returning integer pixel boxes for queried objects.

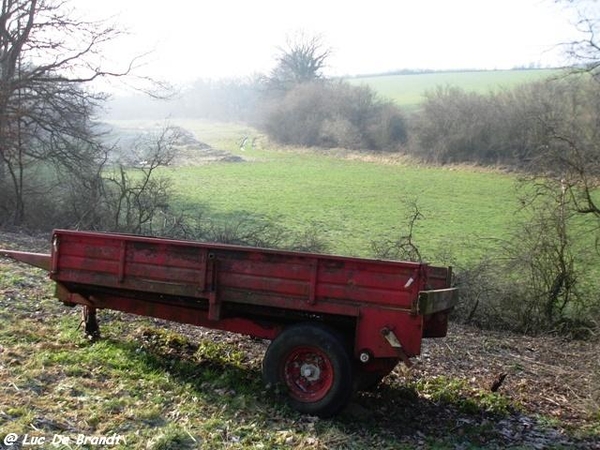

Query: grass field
[157,70,568,262]
[165,119,519,265]
[347,68,561,109]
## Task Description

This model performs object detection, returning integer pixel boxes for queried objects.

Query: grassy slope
[1,257,597,450]
[346,68,560,108]
[168,120,518,263]
[168,70,561,260]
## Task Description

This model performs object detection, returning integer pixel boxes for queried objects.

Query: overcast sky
[79,0,589,89]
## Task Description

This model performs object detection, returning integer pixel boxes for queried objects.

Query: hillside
[105,68,561,121]
[346,68,561,109]
[0,230,598,449]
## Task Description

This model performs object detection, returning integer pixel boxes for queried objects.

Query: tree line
[0,0,177,232]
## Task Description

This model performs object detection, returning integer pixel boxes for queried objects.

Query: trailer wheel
[263,323,353,417]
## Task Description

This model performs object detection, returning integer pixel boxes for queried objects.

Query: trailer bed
[1,229,458,416]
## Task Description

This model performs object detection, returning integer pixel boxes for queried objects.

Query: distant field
[158,119,521,264]
[347,68,561,109]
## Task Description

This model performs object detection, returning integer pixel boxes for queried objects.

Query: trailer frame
[1,229,458,416]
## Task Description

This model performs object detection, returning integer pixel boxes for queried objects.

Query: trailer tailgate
[415,287,459,315]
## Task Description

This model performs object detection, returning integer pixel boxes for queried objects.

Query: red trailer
[1,229,458,417]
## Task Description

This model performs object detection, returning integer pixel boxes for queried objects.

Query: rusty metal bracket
[307,258,319,305]
[117,241,127,283]
[381,327,413,368]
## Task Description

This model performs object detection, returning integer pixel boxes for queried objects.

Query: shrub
[449,183,600,338]
[409,78,593,167]
[260,80,407,151]
[410,86,496,164]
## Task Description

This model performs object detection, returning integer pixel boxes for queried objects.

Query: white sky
[78,0,588,90]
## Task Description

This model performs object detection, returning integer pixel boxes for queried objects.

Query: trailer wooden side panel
[46,229,457,359]
[51,230,425,314]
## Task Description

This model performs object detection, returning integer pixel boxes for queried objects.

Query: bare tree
[560,0,600,78]
[525,75,600,220]
[371,200,424,262]
[267,32,331,92]
[102,127,176,235]
[0,0,133,225]
[559,1,600,217]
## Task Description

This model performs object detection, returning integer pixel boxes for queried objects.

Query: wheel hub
[283,346,334,401]
[300,363,321,381]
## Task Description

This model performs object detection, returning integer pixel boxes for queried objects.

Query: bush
[449,183,600,338]
[151,211,330,254]
[373,196,600,338]
[260,80,407,151]
[408,78,592,167]
[410,86,497,164]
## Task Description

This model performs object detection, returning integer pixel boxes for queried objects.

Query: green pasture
[164,120,520,264]
[347,68,561,109]
[101,69,589,268]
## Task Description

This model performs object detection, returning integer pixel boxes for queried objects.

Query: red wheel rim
[283,346,334,402]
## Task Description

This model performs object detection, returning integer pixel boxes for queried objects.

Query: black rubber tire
[263,323,354,417]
